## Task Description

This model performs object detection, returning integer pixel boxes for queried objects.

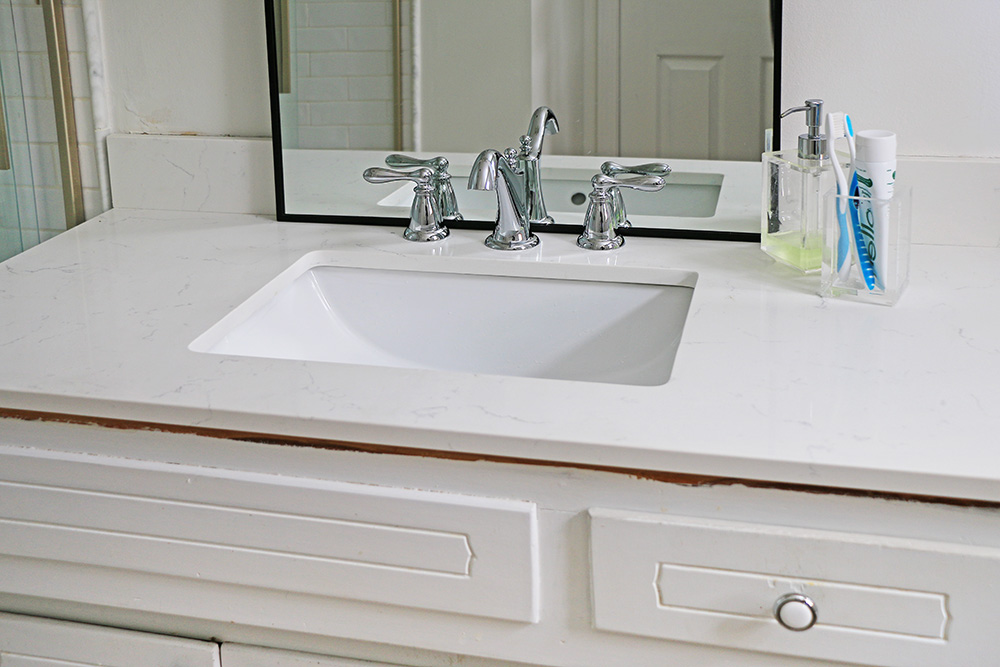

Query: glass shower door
[1,0,41,262]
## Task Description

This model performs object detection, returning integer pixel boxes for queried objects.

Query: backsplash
[107,134,999,248]
[781,1,1000,160]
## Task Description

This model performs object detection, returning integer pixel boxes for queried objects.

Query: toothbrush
[848,171,881,290]
[824,112,857,280]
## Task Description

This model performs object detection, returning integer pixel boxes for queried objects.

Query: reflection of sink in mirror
[544,171,723,218]
[190,254,696,386]
[376,169,723,219]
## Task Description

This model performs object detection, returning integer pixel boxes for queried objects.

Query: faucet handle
[362,167,449,243]
[600,161,672,178]
[363,166,434,185]
[592,172,665,193]
[592,171,667,231]
[385,156,463,221]
[383,155,463,221]
[385,154,449,174]
[577,173,665,251]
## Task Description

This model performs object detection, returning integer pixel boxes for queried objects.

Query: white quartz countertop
[2,209,1000,502]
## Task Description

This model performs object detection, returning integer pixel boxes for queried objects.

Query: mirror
[265,0,781,241]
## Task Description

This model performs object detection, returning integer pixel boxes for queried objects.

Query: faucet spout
[518,106,559,226]
[522,106,559,160]
[469,149,539,251]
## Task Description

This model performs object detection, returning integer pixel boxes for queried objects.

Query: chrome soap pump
[761,99,834,272]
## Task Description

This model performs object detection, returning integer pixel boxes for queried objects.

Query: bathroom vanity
[3,205,1000,666]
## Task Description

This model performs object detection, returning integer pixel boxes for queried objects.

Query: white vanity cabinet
[3,417,1000,667]
[223,644,404,666]
[0,611,220,666]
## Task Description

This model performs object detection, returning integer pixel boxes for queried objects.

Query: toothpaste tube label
[854,162,895,289]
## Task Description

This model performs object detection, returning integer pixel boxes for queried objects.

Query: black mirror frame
[263,0,781,243]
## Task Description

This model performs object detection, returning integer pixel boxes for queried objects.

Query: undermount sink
[376,168,723,220]
[190,253,696,386]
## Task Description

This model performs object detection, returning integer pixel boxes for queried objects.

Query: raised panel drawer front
[0,447,540,622]
[589,508,1000,666]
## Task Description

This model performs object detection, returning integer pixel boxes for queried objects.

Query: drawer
[589,508,1000,666]
[0,447,539,622]
[223,643,397,666]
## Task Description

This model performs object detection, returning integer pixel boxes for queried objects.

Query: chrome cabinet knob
[773,593,817,631]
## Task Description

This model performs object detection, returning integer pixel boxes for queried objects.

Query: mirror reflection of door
[615,0,773,161]
[280,1,775,160]
[415,0,773,160]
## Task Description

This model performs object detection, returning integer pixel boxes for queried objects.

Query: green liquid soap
[762,231,822,272]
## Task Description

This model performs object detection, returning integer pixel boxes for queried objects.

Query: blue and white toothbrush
[848,170,880,290]
[826,112,879,290]
[825,112,857,281]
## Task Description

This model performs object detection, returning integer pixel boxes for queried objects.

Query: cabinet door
[223,643,402,666]
[0,612,219,666]
[619,0,773,161]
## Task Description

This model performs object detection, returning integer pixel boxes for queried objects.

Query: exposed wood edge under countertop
[2,407,998,510]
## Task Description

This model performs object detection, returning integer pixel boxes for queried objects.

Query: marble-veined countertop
[2,208,999,502]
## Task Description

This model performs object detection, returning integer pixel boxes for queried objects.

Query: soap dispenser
[761,99,834,272]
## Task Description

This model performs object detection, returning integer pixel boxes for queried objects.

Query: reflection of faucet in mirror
[578,172,665,251]
[267,2,779,239]
[468,149,539,251]
[514,106,559,227]
[384,154,463,221]
[600,161,672,230]
[363,166,450,243]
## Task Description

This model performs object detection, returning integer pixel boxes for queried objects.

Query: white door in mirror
[773,593,817,631]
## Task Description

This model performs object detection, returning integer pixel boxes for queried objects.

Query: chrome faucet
[363,166,450,242]
[577,172,665,251]
[517,106,560,226]
[468,149,539,251]
[384,154,463,221]
[600,161,671,229]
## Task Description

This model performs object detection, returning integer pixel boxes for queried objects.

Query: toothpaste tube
[853,130,896,289]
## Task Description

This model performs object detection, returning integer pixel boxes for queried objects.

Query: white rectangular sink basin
[190,254,696,386]
[376,168,723,219]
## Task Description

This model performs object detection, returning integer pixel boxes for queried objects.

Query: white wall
[100,0,1000,160]
[780,0,1000,159]
[98,0,271,136]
